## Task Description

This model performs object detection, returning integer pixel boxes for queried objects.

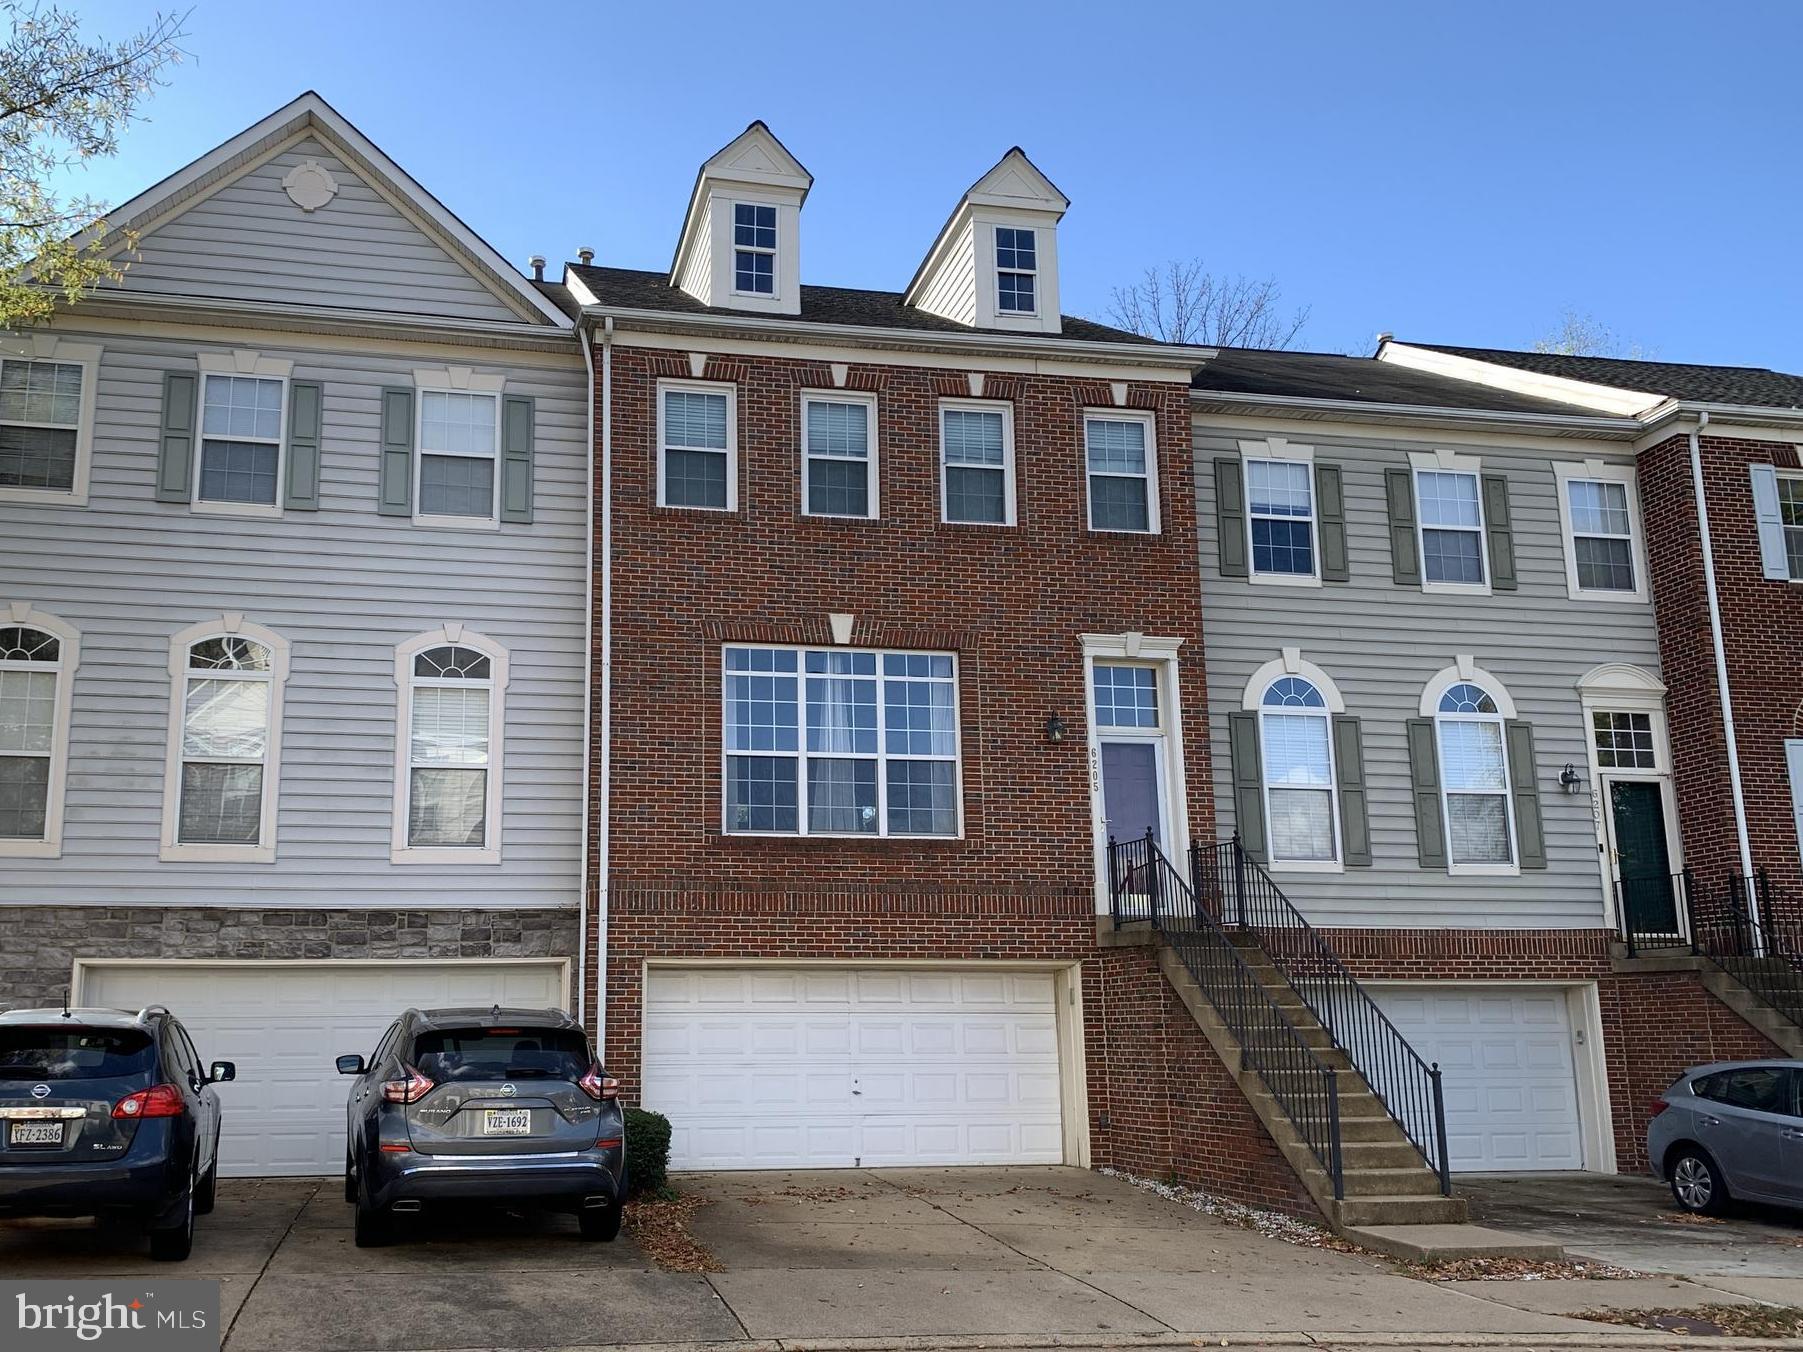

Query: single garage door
[82,961,567,1177]
[1371,985,1585,1171]
[643,966,1064,1170]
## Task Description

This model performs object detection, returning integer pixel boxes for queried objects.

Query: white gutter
[594,316,616,1051]
[1190,388,1641,437]
[1688,410,1760,925]
[574,320,596,1029]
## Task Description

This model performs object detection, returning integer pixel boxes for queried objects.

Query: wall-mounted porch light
[1560,763,1584,795]
[1045,714,1066,743]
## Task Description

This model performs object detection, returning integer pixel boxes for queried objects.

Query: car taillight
[579,1065,619,1101]
[1649,1096,1670,1118]
[381,1065,434,1104]
[113,1084,184,1119]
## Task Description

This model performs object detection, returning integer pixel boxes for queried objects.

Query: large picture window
[723,646,959,837]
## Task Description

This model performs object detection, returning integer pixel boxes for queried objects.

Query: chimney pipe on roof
[528,254,546,282]
[577,246,595,266]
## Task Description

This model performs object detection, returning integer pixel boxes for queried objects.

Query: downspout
[595,316,615,1051]
[575,319,596,1028]
[1688,409,1760,926]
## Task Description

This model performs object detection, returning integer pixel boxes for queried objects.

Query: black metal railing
[1109,831,1345,1200]
[1188,836,1451,1197]
[1693,872,1803,1030]
[1617,869,1697,957]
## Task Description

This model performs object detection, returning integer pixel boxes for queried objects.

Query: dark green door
[1611,781,1677,934]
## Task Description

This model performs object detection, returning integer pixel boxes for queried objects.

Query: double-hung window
[995,227,1037,314]
[0,359,84,496]
[1416,469,1486,586]
[1434,682,1514,868]
[0,622,73,852]
[417,390,500,522]
[163,624,287,861]
[402,642,501,855]
[1259,677,1337,864]
[1247,460,1316,576]
[939,401,1013,525]
[733,204,776,295]
[723,646,959,837]
[1085,412,1157,533]
[802,392,877,518]
[1779,477,1803,580]
[198,374,285,509]
[1563,475,1638,594]
[659,381,735,511]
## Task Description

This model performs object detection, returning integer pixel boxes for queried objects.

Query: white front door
[81,960,566,1176]
[642,966,1063,1170]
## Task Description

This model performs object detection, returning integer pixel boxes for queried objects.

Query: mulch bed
[623,1191,721,1272]
[1578,1305,1803,1338]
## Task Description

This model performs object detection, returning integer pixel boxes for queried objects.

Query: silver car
[1648,1060,1803,1215]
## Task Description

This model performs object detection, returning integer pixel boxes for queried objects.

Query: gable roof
[904,146,1068,307]
[669,121,813,282]
[1413,344,1803,411]
[1191,347,1610,417]
[83,91,568,328]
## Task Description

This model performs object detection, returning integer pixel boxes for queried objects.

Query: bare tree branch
[1532,310,1653,360]
[1105,258,1310,349]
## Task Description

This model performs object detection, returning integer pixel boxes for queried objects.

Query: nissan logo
[29,1084,50,1100]
[499,1083,516,1098]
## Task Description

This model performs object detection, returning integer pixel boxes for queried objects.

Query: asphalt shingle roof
[1419,344,1803,411]
[1190,347,1607,417]
[564,264,1149,344]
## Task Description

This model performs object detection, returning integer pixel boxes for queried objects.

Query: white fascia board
[1377,342,1663,417]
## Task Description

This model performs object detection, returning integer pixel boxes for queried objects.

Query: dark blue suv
[0,1006,234,1261]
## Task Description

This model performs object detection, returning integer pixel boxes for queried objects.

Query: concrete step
[1239,1044,1350,1072]
[1335,1114,1413,1144]
[1341,1222,1563,1263]
[1341,1140,1431,1170]
[1341,1166,1447,1198]
[1335,1194,1469,1227]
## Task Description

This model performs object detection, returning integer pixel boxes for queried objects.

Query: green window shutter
[1227,710,1268,862]
[1315,463,1349,582]
[500,394,535,524]
[1214,457,1248,577]
[284,380,322,511]
[377,386,415,517]
[1405,717,1447,869]
[1505,719,1547,869]
[1385,467,1420,585]
[1332,713,1372,867]
[155,371,199,503]
[1483,472,1517,590]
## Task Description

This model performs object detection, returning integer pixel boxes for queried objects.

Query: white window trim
[1081,632,1190,912]
[1775,469,1803,584]
[192,353,293,520]
[1575,662,1676,930]
[1408,449,1490,597]
[994,224,1039,317]
[800,389,880,520]
[0,336,102,507]
[719,643,965,840]
[413,381,504,532]
[657,377,738,513]
[159,615,289,864]
[1554,460,1649,603]
[1084,408,1160,535]
[1242,650,1344,874]
[0,603,80,858]
[1421,660,1517,877]
[938,397,1016,527]
[1240,439,1319,586]
[392,625,510,866]
[731,201,779,299]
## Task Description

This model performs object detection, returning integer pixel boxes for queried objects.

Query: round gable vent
[281,159,339,213]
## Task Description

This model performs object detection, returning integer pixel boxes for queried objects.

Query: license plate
[8,1120,64,1148]
[482,1109,531,1137]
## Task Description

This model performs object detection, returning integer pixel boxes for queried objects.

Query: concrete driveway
[0,1166,1789,1350]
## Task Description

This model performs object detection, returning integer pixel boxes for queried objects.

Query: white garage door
[82,961,566,1177]
[643,966,1064,1170]
[1371,985,1584,1172]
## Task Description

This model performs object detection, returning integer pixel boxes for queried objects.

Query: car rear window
[410,1028,590,1084]
[1695,1067,1791,1113]
[0,1027,156,1081]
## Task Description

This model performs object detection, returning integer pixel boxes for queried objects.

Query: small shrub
[624,1106,671,1197]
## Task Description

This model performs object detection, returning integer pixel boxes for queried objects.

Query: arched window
[163,621,288,859]
[395,629,508,862]
[0,612,79,855]
[1259,676,1338,864]
[1434,681,1515,867]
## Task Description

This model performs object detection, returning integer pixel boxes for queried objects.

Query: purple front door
[1101,741,1162,845]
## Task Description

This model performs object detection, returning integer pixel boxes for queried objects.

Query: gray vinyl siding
[0,328,587,908]
[1196,422,1662,930]
[102,137,527,324]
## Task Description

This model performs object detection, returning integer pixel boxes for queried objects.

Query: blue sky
[69,0,1803,368]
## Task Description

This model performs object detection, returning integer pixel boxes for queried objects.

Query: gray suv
[336,1006,625,1247]
[1648,1060,1803,1215]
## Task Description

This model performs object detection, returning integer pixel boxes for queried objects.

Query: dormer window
[733,204,777,295]
[995,227,1037,314]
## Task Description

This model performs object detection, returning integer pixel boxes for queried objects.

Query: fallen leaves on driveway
[1404,1255,1643,1282]
[624,1191,722,1272]
[1578,1304,1803,1339]
[740,1185,857,1206]
[1658,1210,1729,1225]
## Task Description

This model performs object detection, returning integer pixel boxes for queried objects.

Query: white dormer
[669,121,812,316]
[904,148,1069,335]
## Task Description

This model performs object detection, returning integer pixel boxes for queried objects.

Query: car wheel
[193,1159,218,1216]
[578,1201,622,1242]
[353,1175,391,1249]
[343,1152,357,1205]
[1669,1147,1729,1215]
[149,1177,196,1262]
